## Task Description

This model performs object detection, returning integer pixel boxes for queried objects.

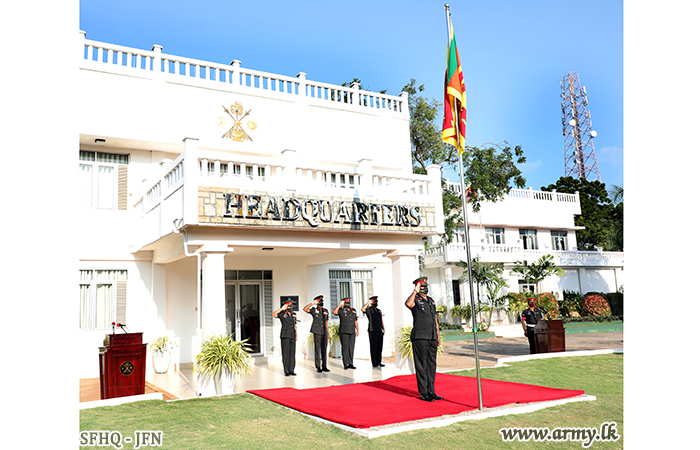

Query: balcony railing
[445,183,580,204]
[132,140,442,248]
[80,33,407,117]
[424,243,623,268]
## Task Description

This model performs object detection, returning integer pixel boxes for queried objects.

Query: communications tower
[560,72,601,181]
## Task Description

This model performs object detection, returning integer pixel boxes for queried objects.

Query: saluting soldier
[272,301,297,376]
[521,297,546,354]
[303,295,330,373]
[405,276,442,402]
[333,297,359,369]
[361,295,385,367]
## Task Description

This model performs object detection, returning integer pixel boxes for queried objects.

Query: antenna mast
[560,72,601,181]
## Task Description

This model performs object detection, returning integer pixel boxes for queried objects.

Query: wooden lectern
[534,319,565,353]
[99,332,147,399]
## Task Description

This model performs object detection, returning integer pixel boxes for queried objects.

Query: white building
[422,184,624,325]
[76,34,623,380]
[77,34,444,379]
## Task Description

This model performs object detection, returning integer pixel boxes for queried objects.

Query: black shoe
[322,368,330,372]
[284,373,290,377]
[349,365,356,369]
[344,366,348,370]
[378,363,385,367]
[317,368,322,373]
[419,394,434,402]
[429,393,443,400]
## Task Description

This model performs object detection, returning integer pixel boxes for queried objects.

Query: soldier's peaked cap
[413,276,428,284]
[314,295,324,300]
[369,295,378,300]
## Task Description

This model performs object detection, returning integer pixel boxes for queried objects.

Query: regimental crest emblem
[219,101,257,142]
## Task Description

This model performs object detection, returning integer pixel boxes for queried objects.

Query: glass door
[225,282,262,355]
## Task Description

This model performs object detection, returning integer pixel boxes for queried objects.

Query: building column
[385,249,420,373]
[200,244,232,337]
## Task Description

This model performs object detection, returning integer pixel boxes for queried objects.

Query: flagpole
[444,3,483,410]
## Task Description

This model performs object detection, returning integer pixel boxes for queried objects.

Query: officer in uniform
[361,295,385,367]
[333,297,359,369]
[303,295,330,373]
[272,301,297,376]
[521,297,547,354]
[405,276,443,402]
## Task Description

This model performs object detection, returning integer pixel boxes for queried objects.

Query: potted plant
[450,304,472,332]
[149,336,178,374]
[327,323,341,358]
[194,334,254,396]
[395,325,444,374]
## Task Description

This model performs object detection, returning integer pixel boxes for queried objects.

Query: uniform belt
[526,324,536,327]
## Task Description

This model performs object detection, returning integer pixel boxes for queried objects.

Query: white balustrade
[80,35,406,115]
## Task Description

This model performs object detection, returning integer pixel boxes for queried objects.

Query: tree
[541,176,614,251]
[510,254,564,294]
[403,79,527,242]
[456,256,508,330]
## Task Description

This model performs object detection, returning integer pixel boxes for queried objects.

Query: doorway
[225,282,262,354]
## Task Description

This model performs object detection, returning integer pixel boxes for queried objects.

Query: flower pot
[213,369,235,396]
[329,341,341,358]
[152,350,171,374]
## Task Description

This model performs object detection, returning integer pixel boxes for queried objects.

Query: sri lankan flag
[441,13,467,155]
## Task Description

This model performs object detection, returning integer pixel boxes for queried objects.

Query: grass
[80,353,623,449]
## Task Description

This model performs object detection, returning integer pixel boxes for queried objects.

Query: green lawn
[80,353,622,449]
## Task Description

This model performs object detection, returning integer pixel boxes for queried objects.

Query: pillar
[385,249,420,373]
[200,244,232,337]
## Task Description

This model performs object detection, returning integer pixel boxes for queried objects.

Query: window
[452,279,461,305]
[79,269,127,330]
[519,229,538,250]
[551,231,568,251]
[79,151,129,210]
[485,227,505,244]
[329,269,373,311]
[518,280,536,294]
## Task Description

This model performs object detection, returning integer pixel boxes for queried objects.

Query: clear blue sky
[80,0,623,192]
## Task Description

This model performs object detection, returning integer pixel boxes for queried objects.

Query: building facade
[77,34,444,378]
[422,184,624,325]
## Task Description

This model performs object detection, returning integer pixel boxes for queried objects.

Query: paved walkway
[79,330,623,403]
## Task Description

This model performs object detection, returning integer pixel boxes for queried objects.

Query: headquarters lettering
[223,193,422,228]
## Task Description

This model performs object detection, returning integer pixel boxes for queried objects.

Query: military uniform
[338,304,357,369]
[407,277,440,400]
[309,305,330,372]
[521,307,545,354]
[277,309,297,375]
[364,300,384,367]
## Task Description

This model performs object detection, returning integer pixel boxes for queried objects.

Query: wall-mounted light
[262,247,274,251]
[95,138,106,144]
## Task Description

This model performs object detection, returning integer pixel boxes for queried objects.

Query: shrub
[561,290,583,317]
[581,294,612,317]
[605,292,624,317]
[506,292,528,315]
[536,292,560,318]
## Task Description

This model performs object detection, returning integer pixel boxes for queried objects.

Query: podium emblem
[120,361,135,376]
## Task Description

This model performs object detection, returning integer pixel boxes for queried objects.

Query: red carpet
[248,373,585,428]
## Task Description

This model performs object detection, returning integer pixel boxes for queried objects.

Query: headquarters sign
[198,188,438,234]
